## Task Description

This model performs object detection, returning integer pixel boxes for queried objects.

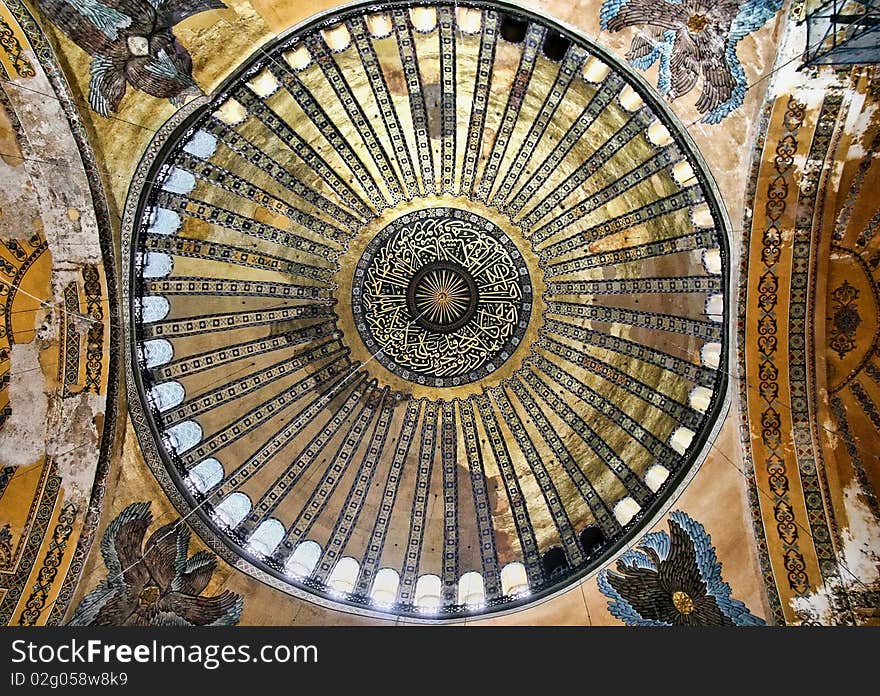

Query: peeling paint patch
[0,341,48,466]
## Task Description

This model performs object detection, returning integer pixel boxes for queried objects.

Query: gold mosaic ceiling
[124,0,731,619]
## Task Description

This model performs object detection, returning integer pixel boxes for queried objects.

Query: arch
[139,296,169,323]
[187,458,223,494]
[247,518,285,558]
[499,14,527,43]
[148,381,184,412]
[582,55,609,83]
[212,492,251,529]
[365,13,391,38]
[214,98,246,125]
[500,562,529,596]
[457,571,486,606]
[246,69,278,98]
[456,7,481,33]
[670,426,695,455]
[142,339,173,368]
[701,342,722,369]
[579,526,606,557]
[161,167,195,195]
[619,84,644,112]
[689,386,713,413]
[142,252,173,278]
[164,420,201,454]
[183,130,217,159]
[647,119,672,147]
[284,540,322,578]
[645,464,670,493]
[542,31,570,62]
[691,202,714,228]
[541,547,568,579]
[702,248,722,275]
[321,23,351,50]
[671,159,697,186]
[705,293,724,323]
[327,557,360,594]
[285,45,311,70]
[614,497,641,526]
[409,7,437,32]
[369,568,400,606]
[147,207,180,236]
[414,574,442,610]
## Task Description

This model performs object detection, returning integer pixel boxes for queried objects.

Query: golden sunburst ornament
[414,267,473,326]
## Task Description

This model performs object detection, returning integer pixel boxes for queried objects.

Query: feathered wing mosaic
[600,0,784,123]
[70,502,242,626]
[33,0,226,116]
[598,511,765,625]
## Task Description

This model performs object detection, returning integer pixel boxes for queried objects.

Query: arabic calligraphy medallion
[352,207,532,387]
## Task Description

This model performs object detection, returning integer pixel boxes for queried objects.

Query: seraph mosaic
[34,0,226,116]
[597,511,766,625]
[600,0,784,123]
[69,502,242,626]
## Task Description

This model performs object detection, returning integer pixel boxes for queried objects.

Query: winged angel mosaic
[598,511,766,625]
[600,0,784,123]
[35,0,226,116]
[70,502,242,626]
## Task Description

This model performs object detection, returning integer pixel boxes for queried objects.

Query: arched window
[370,568,400,606]
[187,458,223,494]
[689,386,713,413]
[457,571,486,606]
[183,130,217,159]
[246,69,278,98]
[214,98,246,126]
[327,557,359,594]
[701,342,721,369]
[285,45,311,70]
[645,464,670,493]
[321,23,351,50]
[409,7,436,32]
[501,562,529,596]
[148,381,184,412]
[670,426,695,455]
[647,120,672,147]
[161,167,195,195]
[456,7,481,34]
[579,526,606,557]
[142,339,173,368]
[147,207,180,236]
[691,202,714,228]
[671,159,697,186]
[246,519,285,558]
[702,248,722,275]
[139,296,169,323]
[499,14,527,43]
[164,420,202,454]
[542,32,569,62]
[284,540,321,578]
[365,13,391,38]
[613,497,641,526]
[212,492,251,529]
[705,294,724,323]
[619,85,644,112]
[414,574,442,610]
[583,55,610,84]
[142,252,173,278]
[541,547,568,579]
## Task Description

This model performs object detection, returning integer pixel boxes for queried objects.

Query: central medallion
[407,261,478,333]
[352,207,532,387]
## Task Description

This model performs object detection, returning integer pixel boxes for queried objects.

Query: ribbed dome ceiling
[125,0,730,619]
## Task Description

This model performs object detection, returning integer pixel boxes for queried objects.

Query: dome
[125,0,729,619]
